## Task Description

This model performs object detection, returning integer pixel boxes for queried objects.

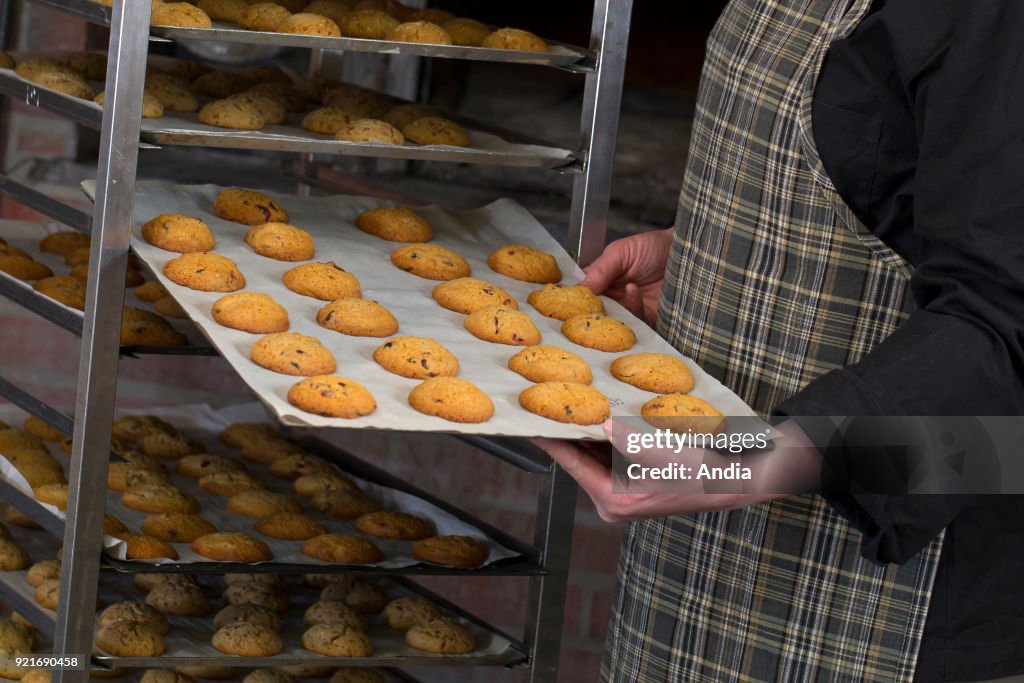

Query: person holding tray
[536,1,1024,682]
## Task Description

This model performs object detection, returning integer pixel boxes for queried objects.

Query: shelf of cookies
[24,0,592,70]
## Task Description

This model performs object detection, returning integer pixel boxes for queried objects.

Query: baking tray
[88,181,766,441]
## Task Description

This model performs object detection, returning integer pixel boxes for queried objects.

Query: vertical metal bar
[0,0,12,49]
[567,0,634,266]
[524,463,578,683]
[297,48,325,197]
[52,0,152,681]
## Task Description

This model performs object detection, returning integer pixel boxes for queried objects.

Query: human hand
[580,227,674,326]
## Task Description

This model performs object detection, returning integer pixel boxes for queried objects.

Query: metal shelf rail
[0,0,635,681]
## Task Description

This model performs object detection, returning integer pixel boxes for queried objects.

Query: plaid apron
[602,1,945,681]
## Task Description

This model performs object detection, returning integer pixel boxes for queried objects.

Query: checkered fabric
[602,1,944,681]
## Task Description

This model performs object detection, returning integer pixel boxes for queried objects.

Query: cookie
[287,375,377,419]
[175,454,245,478]
[561,313,636,352]
[0,50,14,69]
[335,118,405,145]
[133,572,199,593]
[303,601,367,630]
[191,532,274,562]
[464,306,542,346]
[112,415,174,443]
[238,2,292,30]
[219,422,282,448]
[140,671,197,683]
[25,559,60,587]
[246,82,309,112]
[134,281,170,303]
[94,620,166,657]
[225,91,287,125]
[153,296,187,319]
[322,85,390,118]
[140,513,217,543]
[151,2,213,28]
[62,245,90,266]
[302,623,373,657]
[226,490,301,517]
[122,485,199,513]
[196,0,247,21]
[277,12,341,35]
[224,573,282,588]
[527,284,605,321]
[372,336,459,379]
[283,261,361,300]
[251,332,337,376]
[390,243,470,281]
[141,214,214,253]
[274,664,335,679]
[138,431,203,459]
[487,245,562,284]
[270,453,335,482]
[355,511,433,540]
[381,595,443,631]
[301,107,353,135]
[354,0,410,18]
[508,345,593,384]
[339,9,399,38]
[244,222,315,262]
[214,188,289,226]
[301,533,384,564]
[254,511,326,540]
[106,463,168,492]
[411,535,489,568]
[173,667,237,680]
[34,578,60,609]
[11,461,63,488]
[213,603,281,632]
[309,489,381,519]
[443,17,490,46]
[120,307,188,346]
[293,473,359,497]
[0,539,31,571]
[383,104,436,130]
[59,51,107,80]
[402,116,468,147]
[97,602,170,635]
[0,255,53,281]
[212,622,283,657]
[223,584,289,613]
[145,73,200,113]
[240,438,307,466]
[164,252,246,292]
[33,275,86,310]
[355,206,432,242]
[70,262,145,287]
[0,619,34,650]
[432,277,518,314]
[640,394,726,433]
[328,669,386,683]
[25,69,94,99]
[95,90,165,118]
[610,353,695,394]
[104,514,129,536]
[408,377,494,423]
[198,98,266,130]
[193,70,252,98]
[519,381,610,425]
[115,533,180,560]
[198,470,267,496]
[481,27,548,52]
[40,230,90,256]
[387,20,452,44]
[33,482,68,510]
[406,618,476,653]
[302,0,350,25]
[316,298,398,337]
[4,506,40,529]
[211,292,290,334]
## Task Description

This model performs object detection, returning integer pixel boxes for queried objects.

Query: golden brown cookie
[213,603,281,632]
[141,513,217,543]
[140,670,197,683]
[122,485,199,514]
[94,90,165,118]
[244,222,315,261]
[198,98,266,130]
[153,296,188,319]
[302,533,383,564]
[301,107,353,135]
[487,244,562,284]
[339,9,399,38]
[164,252,246,292]
[387,20,451,44]
[133,572,198,593]
[610,353,695,394]
[355,511,434,540]
[277,12,341,35]
[482,27,548,52]
[238,2,293,30]
[227,490,301,517]
[519,381,610,425]
[223,92,285,125]
[120,307,189,347]
[97,602,170,635]
[106,462,169,492]
[40,230,90,256]
[354,0,409,18]
[317,577,387,613]
[196,0,248,21]
[214,188,289,226]
[175,453,245,478]
[62,245,90,266]
[381,595,443,631]
[198,470,267,497]
[211,291,290,334]
[33,275,86,310]
[640,394,726,433]
[406,618,476,653]
[383,104,437,130]
[443,17,490,46]
[355,206,432,242]
[304,600,367,630]
[134,281,170,303]
[25,69,94,99]
[282,261,361,300]
[254,511,326,540]
[173,666,237,680]
[240,436,306,466]
[33,482,68,510]
[0,539,31,571]
[138,431,203,459]
[303,0,350,25]
[0,255,53,281]
[246,82,309,112]
[25,559,60,587]
[59,51,107,80]
[287,375,377,419]
[94,620,166,657]
[408,377,494,423]
[335,118,405,145]
[116,532,181,560]
[0,618,35,650]
[302,623,373,657]
[192,531,274,562]
[322,84,390,118]
[309,489,381,519]
[464,306,541,346]
[372,336,459,379]
[151,2,213,28]
[316,298,398,337]
[527,283,605,321]
[411,535,489,568]
[218,421,281,448]
[113,416,174,443]
[293,472,359,497]
[507,344,593,384]
[34,578,60,609]
[223,584,289,613]
[146,73,200,113]
[192,70,252,98]
[145,582,211,617]
[268,452,336,481]
[390,243,470,281]
[402,116,469,147]
[212,622,283,657]
[224,572,283,588]
[104,514,129,536]
[251,332,337,376]
[431,277,519,314]
[561,313,636,352]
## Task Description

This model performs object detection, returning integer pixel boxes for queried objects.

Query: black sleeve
[778,3,1024,564]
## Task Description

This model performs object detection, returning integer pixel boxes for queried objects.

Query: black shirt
[780,0,1024,680]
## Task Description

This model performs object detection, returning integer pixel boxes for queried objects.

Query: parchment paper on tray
[81,181,763,441]
[0,402,519,568]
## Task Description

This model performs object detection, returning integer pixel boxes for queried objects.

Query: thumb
[580,243,629,294]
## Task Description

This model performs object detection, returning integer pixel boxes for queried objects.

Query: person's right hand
[580,227,674,326]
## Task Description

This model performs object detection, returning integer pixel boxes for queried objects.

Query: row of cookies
[140,0,550,54]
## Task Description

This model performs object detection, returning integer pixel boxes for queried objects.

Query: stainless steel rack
[0,0,634,681]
